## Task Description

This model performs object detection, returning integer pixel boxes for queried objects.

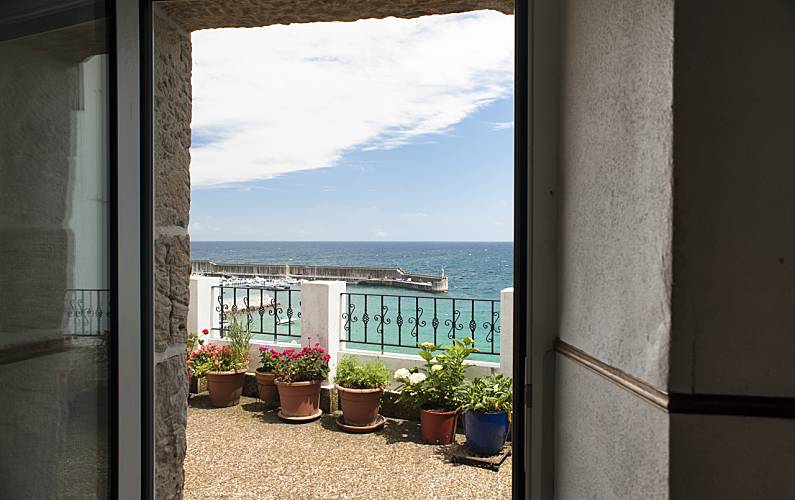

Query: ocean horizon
[191,240,513,300]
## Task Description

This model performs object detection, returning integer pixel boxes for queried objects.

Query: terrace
[177,274,515,498]
[185,396,512,499]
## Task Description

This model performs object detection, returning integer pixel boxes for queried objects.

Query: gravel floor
[185,395,512,500]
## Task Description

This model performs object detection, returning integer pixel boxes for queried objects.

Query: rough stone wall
[154,10,192,499]
[156,0,513,32]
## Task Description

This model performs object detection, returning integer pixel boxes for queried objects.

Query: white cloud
[488,121,514,130]
[374,229,389,238]
[191,11,514,187]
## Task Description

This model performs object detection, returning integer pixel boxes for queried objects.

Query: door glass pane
[0,2,112,498]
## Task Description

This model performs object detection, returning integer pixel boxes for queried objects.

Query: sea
[191,241,513,300]
[192,241,513,361]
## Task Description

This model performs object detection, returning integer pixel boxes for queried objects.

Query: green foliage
[226,313,253,369]
[185,331,204,356]
[333,356,390,389]
[394,338,479,411]
[458,374,513,414]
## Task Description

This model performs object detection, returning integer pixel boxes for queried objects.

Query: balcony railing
[341,293,500,358]
[65,288,111,337]
[213,285,301,342]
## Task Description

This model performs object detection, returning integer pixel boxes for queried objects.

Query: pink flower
[259,345,267,352]
[323,354,331,361]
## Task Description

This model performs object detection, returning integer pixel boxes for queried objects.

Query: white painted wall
[187,276,221,335]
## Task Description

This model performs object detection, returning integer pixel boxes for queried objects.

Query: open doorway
[151,1,525,498]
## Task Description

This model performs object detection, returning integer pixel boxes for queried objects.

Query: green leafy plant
[185,329,208,357]
[226,313,253,368]
[394,338,479,411]
[333,356,390,389]
[273,342,330,383]
[458,374,513,414]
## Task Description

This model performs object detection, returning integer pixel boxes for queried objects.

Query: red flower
[323,354,331,361]
[259,345,267,351]
[202,329,209,335]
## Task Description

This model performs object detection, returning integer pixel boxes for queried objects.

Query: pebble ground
[185,395,512,499]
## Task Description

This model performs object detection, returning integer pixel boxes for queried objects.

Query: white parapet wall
[192,276,514,381]
[188,275,221,335]
[499,287,514,376]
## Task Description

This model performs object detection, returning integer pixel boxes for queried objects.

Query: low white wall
[192,276,514,382]
[188,276,220,335]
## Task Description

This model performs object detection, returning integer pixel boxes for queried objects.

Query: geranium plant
[394,337,478,411]
[273,342,330,383]
[187,343,238,378]
[258,346,283,373]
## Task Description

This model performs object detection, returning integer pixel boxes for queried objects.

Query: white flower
[420,342,435,349]
[408,372,427,385]
[431,364,443,372]
[394,368,411,381]
[429,357,438,364]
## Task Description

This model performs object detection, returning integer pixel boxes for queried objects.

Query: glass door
[0,1,117,497]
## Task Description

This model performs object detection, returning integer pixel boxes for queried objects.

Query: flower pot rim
[335,385,384,394]
[274,379,323,387]
[466,409,509,416]
[420,406,458,415]
[206,368,247,376]
[255,367,274,374]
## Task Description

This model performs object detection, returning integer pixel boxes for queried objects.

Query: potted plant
[333,356,389,431]
[185,329,207,400]
[255,346,282,405]
[458,374,513,456]
[188,314,252,407]
[273,342,330,420]
[394,337,478,444]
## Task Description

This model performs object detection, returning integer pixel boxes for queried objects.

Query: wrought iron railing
[65,288,111,337]
[341,293,500,358]
[213,286,301,342]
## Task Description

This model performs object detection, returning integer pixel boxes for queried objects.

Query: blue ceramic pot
[464,411,509,456]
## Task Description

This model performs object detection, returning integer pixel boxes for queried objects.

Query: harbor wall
[191,260,449,292]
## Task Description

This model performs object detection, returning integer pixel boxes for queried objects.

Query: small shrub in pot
[187,315,251,407]
[458,374,513,456]
[394,338,478,444]
[273,342,330,419]
[255,347,282,405]
[333,357,389,429]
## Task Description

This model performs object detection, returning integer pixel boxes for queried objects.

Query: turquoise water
[194,241,513,361]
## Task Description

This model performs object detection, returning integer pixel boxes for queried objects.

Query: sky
[189,11,514,242]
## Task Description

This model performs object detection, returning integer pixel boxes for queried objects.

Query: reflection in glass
[0,4,111,498]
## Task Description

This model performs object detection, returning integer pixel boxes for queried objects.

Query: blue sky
[189,12,514,241]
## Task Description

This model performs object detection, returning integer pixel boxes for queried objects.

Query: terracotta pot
[206,369,247,407]
[420,407,458,444]
[275,380,321,417]
[255,369,279,404]
[337,385,382,427]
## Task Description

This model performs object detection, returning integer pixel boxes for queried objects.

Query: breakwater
[191,260,449,292]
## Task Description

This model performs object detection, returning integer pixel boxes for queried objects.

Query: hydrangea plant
[394,338,478,412]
